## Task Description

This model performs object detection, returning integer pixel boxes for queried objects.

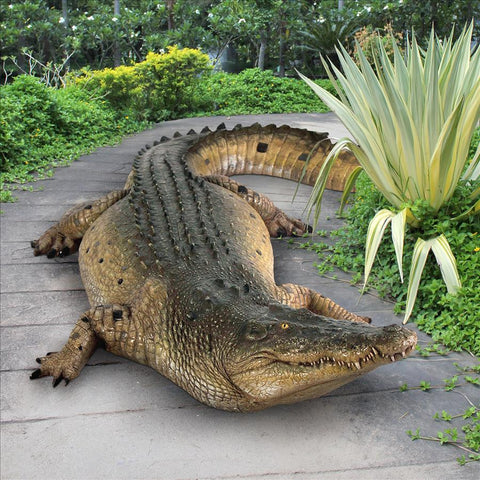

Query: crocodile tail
[184,123,359,191]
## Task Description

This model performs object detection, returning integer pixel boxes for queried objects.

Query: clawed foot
[31,226,80,258]
[30,351,78,387]
[268,212,312,238]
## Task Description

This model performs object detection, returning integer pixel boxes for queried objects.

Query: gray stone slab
[1,263,83,293]
[2,388,478,480]
[1,242,78,265]
[1,203,76,221]
[1,291,89,327]
[10,190,114,207]
[1,221,57,243]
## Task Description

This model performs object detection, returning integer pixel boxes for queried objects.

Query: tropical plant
[299,8,365,71]
[298,24,480,323]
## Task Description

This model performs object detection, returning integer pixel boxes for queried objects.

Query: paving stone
[2,388,478,480]
[1,291,89,327]
[1,263,83,293]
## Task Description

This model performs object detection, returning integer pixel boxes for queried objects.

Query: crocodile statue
[30,123,416,412]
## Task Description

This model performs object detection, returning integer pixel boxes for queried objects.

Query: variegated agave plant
[299,24,480,323]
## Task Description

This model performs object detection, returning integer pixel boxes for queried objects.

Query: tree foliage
[1,1,478,82]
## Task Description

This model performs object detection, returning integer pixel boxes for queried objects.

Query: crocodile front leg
[204,174,312,237]
[277,283,371,324]
[31,304,132,386]
[32,189,128,258]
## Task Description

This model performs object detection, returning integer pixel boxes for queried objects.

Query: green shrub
[0,75,57,173]
[192,68,333,116]
[0,75,147,202]
[136,47,211,120]
[73,46,211,121]
[72,65,141,115]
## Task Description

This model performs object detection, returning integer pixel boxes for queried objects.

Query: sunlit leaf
[339,165,363,216]
[403,235,461,323]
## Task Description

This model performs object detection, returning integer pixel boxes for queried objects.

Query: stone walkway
[1,113,479,479]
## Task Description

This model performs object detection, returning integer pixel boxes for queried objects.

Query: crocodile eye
[280,322,289,330]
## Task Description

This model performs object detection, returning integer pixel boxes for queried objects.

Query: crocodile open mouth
[293,343,416,371]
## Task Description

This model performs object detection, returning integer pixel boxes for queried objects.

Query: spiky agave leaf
[299,24,478,322]
[404,235,461,323]
[364,208,407,288]
[339,165,363,216]
[299,24,480,214]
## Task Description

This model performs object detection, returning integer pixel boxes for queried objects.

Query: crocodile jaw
[228,322,417,411]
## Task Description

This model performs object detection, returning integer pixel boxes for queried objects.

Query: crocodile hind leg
[31,304,132,386]
[32,189,128,258]
[277,283,371,324]
[204,174,312,237]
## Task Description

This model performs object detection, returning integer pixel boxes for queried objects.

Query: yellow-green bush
[73,65,141,113]
[72,46,211,121]
[136,47,211,119]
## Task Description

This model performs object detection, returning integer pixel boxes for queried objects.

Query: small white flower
[26,24,32,29]
[87,15,94,20]
[59,17,65,24]
[318,16,325,23]
[238,18,246,23]
[8,4,13,8]
[71,25,77,31]
[383,5,389,9]
[195,9,200,14]
[364,6,372,12]
[208,12,213,18]
[112,17,118,22]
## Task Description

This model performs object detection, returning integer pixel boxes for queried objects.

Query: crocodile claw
[30,369,42,380]
[52,376,64,388]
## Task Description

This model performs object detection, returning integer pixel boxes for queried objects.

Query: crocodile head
[224,303,416,411]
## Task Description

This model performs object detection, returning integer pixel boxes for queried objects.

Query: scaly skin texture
[30,123,417,412]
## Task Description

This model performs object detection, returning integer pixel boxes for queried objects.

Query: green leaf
[403,235,461,323]
[339,165,363,216]
[364,208,407,288]
[420,381,431,391]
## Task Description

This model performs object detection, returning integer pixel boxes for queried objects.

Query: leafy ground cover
[0,75,148,202]
[402,358,480,466]
[302,129,480,356]
[191,68,334,116]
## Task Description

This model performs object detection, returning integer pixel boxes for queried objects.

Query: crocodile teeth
[354,361,361,370]
[390,355,396,362]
